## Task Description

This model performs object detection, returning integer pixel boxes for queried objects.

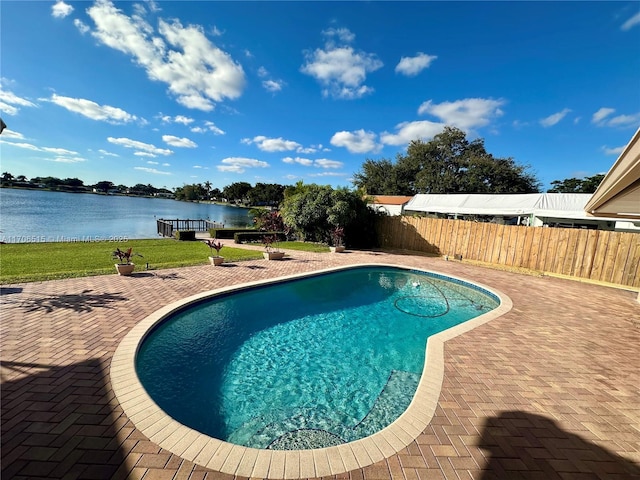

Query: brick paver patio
[2,246,639,479]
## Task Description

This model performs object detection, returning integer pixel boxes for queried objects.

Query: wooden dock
[156,219,224,238]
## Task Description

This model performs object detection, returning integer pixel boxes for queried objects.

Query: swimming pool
[110,264,511,477]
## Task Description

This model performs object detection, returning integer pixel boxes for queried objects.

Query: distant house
[368,196,414,216]
[403,192,640,232]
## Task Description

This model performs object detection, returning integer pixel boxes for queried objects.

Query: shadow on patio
[478,410,640,479]
[1,358,128,479]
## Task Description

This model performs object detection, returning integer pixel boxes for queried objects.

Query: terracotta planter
[209,256,224,266]
[330,246,346,253]
[115,263,135,276]
[263,251,285,260]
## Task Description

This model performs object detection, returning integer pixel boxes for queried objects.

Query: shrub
[174,230,196,241]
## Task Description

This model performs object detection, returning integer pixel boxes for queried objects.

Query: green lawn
[0,238,331,284]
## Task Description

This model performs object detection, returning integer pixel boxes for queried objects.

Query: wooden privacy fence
[377,216,640,289]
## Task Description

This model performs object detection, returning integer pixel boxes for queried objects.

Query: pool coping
[110,263,513,479]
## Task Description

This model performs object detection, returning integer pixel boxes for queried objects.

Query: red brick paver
[2,247,639,479]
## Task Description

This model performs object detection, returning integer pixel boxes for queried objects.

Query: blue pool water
[136,266,499,449]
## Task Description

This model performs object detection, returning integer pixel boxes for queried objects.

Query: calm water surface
[0,188,253,243]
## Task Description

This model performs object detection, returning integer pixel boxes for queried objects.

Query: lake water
[0,188,254,243]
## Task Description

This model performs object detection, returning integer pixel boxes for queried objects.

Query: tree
[1,172,14,182]
[247,183,285,206]
[63,178,84,188]
[223,182,252,203]
[94,181,115,192]
[547,174,605,193]
[174,183,204,201]
[203,181,212,200]
[351,159,402,195]
[353,126,540,194]
[280,183,380,248]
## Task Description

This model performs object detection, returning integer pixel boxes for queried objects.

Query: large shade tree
[547,174,605,193]
[353,126,541,195]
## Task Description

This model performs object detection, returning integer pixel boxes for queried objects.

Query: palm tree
[203,180,212,200]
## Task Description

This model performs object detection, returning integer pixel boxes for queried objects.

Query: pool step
[353,370,421,439]
[228,369,421,449]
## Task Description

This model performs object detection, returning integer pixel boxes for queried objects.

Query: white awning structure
[585,128,640,219]
[404,192,602,220]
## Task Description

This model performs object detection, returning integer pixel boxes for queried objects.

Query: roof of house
[404,193,619,221]
[369,195,414,205]
[585,127,640,219]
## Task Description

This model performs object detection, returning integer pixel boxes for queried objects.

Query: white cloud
[51,156,85,163]
[0,89,37,115]
[174,115,194,125]
[314,159,343,169]
[134,166,171,175]
[52,1,73,18]
[0,141,41,151]
[74,19,90,35]
[592,107,615,124]
[417,98,505,130]
[283,157,313,166]
[380,120,445,146]
[48,94,138,123]
[0,138,85,162]
[217,157,269,173]
[147,160,159,165]
[42,147,78,155]
[330,129,381,153]
[98,149,119,157]
[87,0,246,111]
[592,107,640,127]
[621,12,640,31]
[309,171,347,178]
[0,102,18,116]
[602,145,625,156]
[263,79,284,93]
[162,135,197,148]
[134,152,157,158]
[0,129,24,139]
[107,136,173,156]
[296,145,322,154]
[395,53,437,76]
[301,28,383,99]
[244,135,302,152]
[323,27,355,45]
[191,121,225,135]
[540,108,571,128]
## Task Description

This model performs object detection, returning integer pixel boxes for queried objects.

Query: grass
[0,238,331,284]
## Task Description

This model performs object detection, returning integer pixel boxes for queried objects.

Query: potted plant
[329,226,346,253]
[262,234,285,260]
[203,239,224,265]
[112,247,142,275]
[257,210,287,260]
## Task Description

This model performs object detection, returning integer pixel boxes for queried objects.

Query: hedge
[209,227,256,239]
[234,231,287,244]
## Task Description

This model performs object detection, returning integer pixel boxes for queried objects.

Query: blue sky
[1,1,639,192]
